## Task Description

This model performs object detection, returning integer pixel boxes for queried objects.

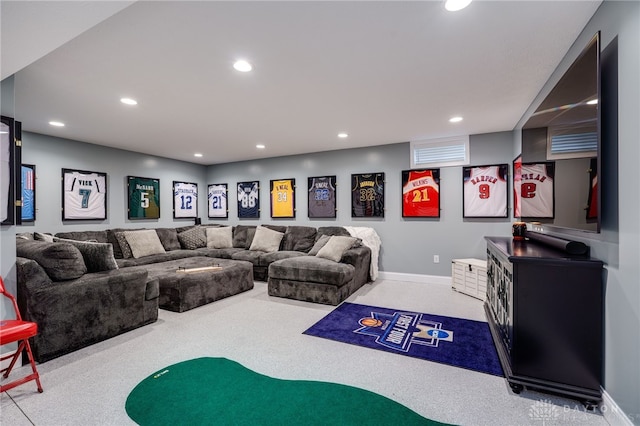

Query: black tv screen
[520,32,601,233]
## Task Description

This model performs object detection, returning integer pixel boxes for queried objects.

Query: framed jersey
[237,181,260,219]
[2,116,22,226]
[308,176,336,218]
[514,161,555,219]
[173,181,198,219]
[21,164,36,222]
[128,176,160,219]
[462,164,508,218]
[62,168,107,220]
[401,169,440,218]
[208,183,228,218]
[270,178,295,218]
[351,173,384,218]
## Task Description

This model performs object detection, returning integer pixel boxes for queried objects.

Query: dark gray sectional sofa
[15,224,372,362]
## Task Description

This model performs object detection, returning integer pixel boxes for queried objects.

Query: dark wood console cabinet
[484,236,604,405]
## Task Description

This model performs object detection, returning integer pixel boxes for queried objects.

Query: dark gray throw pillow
[53,237,119,273]
[177,226,207,249]
[16,239,87,281]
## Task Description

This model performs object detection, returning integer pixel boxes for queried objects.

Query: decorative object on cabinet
[128,176,160,219]
[62,168,107,220]
[485,236,603,408]
[401,169,440,218]
[451,258,487,301]
[173,181,198,219]
[308,176,336,218]
[462,164,508,218]
[351,173,384,217]
[270,178,295,218]
[237,181,260,218]
[207,183,228,218]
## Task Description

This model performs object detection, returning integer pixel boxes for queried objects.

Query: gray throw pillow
[206,226,233,248]
[34,232,54,242]
[53,237,118,273]
[115,231,134,259]
[315,236,358,262]
[249,226,284,253]
[177,226,207,250]
[124,230,167,258]
[308,234,331,256]
[16,239,87,281]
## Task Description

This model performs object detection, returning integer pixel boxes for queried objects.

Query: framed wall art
[462,164,508,218]
[173,181,198,219]
[401,169,440,218]
[208,183,228,218]
[351,172,384,218]
[2,116,22,225]
[307,175,336,218]
[514,160,555,219]
[62,168,107,220]
[128,176,160,219]
[237,181,260,219]
[21,164,36,222]
[270,178,295,218]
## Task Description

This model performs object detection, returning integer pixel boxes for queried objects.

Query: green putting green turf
[126,357,452,425]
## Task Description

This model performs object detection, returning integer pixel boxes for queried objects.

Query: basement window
[410,135,469,168]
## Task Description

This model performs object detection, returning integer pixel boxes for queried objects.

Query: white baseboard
[377,271,451,286]
[601,388,634,426]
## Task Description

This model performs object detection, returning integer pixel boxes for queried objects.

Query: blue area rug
[304,302,503,376]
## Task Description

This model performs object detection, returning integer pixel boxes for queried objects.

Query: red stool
[0,276,43,393]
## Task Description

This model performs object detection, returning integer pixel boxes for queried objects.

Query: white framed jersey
[237,181,260,218]
[63,169,107,220]
[208,183,228,218]
[463,164,508,218]
[519,162,554,218]
[173,181,198,218]
[128,176,160,219]
[308,176,336,218]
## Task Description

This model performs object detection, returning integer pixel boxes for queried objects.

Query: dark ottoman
[145,257,254,312]
[268,256,359,306]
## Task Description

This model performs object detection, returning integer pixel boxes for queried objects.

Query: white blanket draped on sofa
[344,226,381,281]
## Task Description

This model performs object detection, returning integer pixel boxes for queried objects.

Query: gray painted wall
[16,132,208,236]
[206,132,513,276]
[514,1,639,422]
[1,75,16,324]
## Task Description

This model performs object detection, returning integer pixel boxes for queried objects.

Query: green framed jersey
[128,176,160,219]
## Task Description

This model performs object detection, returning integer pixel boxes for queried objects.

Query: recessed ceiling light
[256,144,265,149]
[587,99,598,105]
[194,153,203,158]
[49,121,65,127]
[234,60,252,72]
[445,0,472,12]
[120,97,138,105]
[449,116,463,123]
[338,133,349,138]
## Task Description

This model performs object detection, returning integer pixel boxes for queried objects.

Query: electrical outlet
[433,255,440,263]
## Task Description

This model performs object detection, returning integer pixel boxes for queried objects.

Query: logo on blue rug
[355,311,453,352]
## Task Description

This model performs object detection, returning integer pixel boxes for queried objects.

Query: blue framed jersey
[237,181,259,218]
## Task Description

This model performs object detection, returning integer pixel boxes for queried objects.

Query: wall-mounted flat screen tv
[520,32,600,233]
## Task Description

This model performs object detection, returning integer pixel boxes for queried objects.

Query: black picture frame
[462,164,509,218]
[237,181,260,219]
[128,176,160,219]
[173,181,198,219]
[62,168,107,220]
[270,178,296,218]
[401,169,440,218]
[1,116,21,225]
[208,183,228,219]
[307,175,337,218]
[21,164,36,222]
[351,172,384,218]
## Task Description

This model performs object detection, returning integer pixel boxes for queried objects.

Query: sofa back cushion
[232,225,256,248]
[16,239,87,281]
[124,230,167,258]
[155,228,181,251]
[281,226,317,252]
[54,231,109,243]
[316,226,351,240]
[53,237,118,273]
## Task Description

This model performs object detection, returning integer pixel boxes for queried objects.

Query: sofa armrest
[340,246,372,285]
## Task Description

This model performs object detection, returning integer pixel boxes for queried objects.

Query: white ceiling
[3,1,602,165]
